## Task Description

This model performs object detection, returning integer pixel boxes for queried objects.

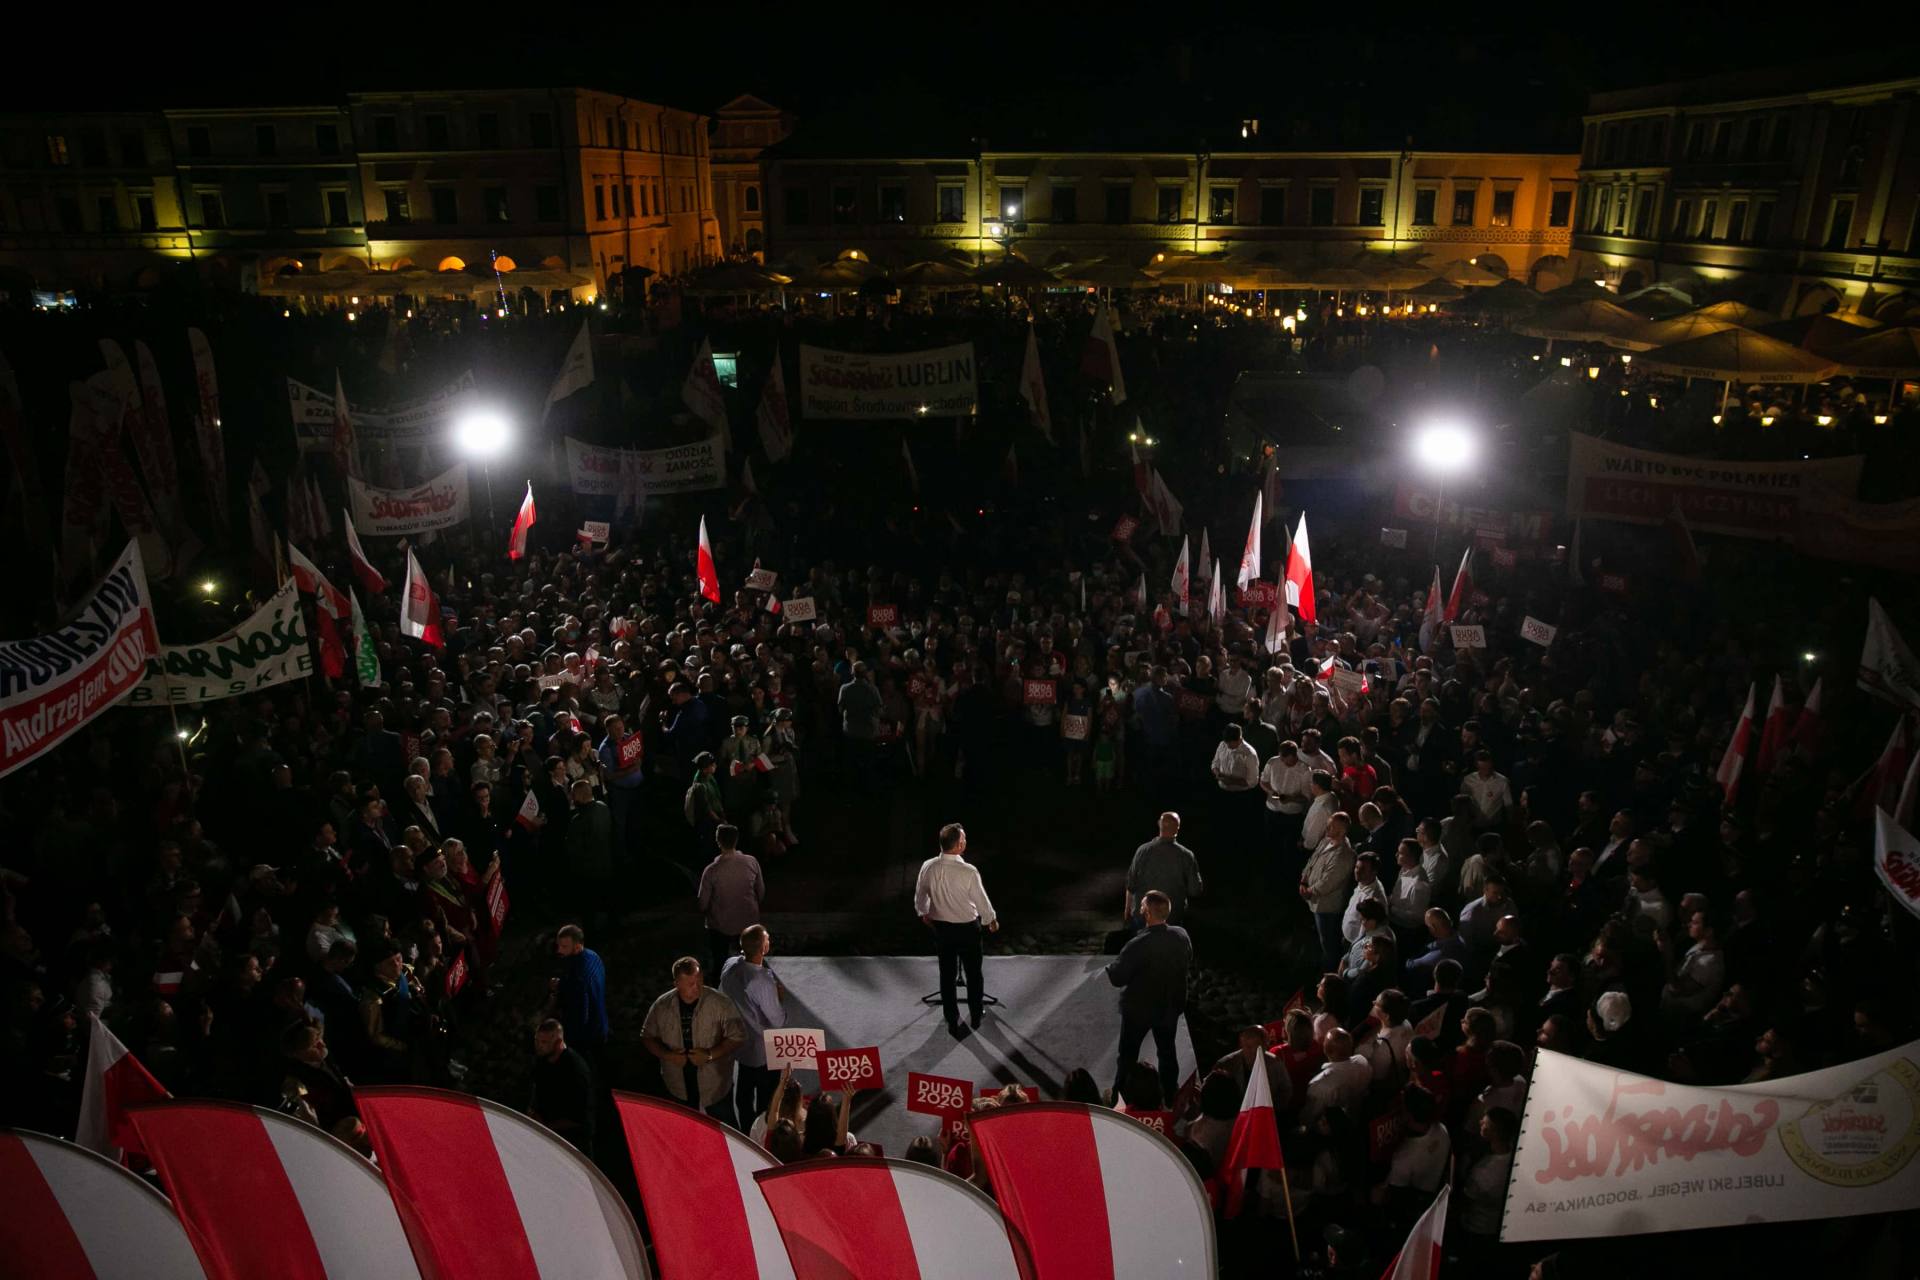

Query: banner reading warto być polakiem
[129,579,312,705]
[1501,1041,1920,1241]
[1565,433,1864,538]
[349,463,470,535]
[797,344,978,419]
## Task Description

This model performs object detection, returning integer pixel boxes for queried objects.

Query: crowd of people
[0,280,1915,1278]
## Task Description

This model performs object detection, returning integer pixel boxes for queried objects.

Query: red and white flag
[1264,585,1288,654]
[77,1014,170,1162]
[1082,303,1127,404]
[684,338,731,445]
[757,358,794,463]
[1755,676,1790,775]
[1443,548,1473,623]
[1170,535,1190,617]
[1284,513,1315,626]
[0,1129,206,1280]
[1146,467,1183,536]
[1209,1051,1284,1217]
[343,513,388,594]
[1420,565,1445,648]
[399,547,443,649]
[614,1093,795,1280]
[356,1088,647,1280]
[1208,559,1224,628]
[1237,492,1262,590]
[1855,717,1912,820]
[514,788,541,831]
[697,515,721,604]
[288,543,349,618]
[970,1102,1215,1280]
[1715,683,1757,803]
[753,1157,1029,1280]
[1790,677,1824,755]
[129,1102,420,1280]
[1019,322,1053,444]
[508,482,535,561]
[1381,1184,1450,1280]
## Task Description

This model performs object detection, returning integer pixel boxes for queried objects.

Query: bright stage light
[453,408,513,459]
[1412,421,1477,476]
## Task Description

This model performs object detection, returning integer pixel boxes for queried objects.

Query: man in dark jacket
[1104,889,1192,1105]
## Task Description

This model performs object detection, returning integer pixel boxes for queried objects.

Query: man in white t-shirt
[1298,1026,1370,1128]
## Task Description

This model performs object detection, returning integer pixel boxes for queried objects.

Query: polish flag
[1237,492,1262,590]
[1443,548,1473,622]
[697,515,721,604]
[1715,683,1757,804]
[287,543,350,619]
[507,483,535,561]
[1019,321,1053,444]
[1420,565,1445,648]
[356,1088,647,1280]
[1209,1051,1284,1218]
[0,1129,205,1280]
[77,1014,170,1162]
[129,1102,420,1280]
[1170,535,1190,617]
[514,788,541,832]
[614,1093,795,1279]
[1854,717,1912,820]
[1264,586,1288,654]
[969,1102,1215,1280]
[1284,513,1315,626]
[1789,677,1823,755]
[399,548,443,649]
[1082,303,1127,404]
[752,1157,1029,1280]
[1755,676,1790,775]
[1381,1184,1451,1280]
[343,514,388,594]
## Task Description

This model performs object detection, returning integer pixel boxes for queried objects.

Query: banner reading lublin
[797,344,977,419]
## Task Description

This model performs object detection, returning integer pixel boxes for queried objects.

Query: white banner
[1565,433,1864,540]
[288,372,475,453]
[1503,1042,1920,1241]
[1873,810,1920,922]
[563,436,724,499]
[797,344,978,419]
[765,1027,826,1071]
[129,579,312,704]
[349,463,470,536]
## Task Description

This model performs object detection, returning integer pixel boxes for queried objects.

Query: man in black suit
[1105,890,1192,1106]
[1537,952,1583,1034]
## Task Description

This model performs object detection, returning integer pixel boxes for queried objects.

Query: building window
[618,182,630,217]
[1359,187,1385,227]
[1310,186,1334,226]
[637,185,649,217]
[1052,184,1078,223]
[1209,185,1236,224]
[1711,121,1730,161]
[1105,184,1131,224]
[831,183,857,224]
[1157,185,1182,223]
[529,112,553,148]
[536,184,561,220]
[1646,120,1666,160]
[134,194,155,230]
[95,195,119,231]
[593,185,606,220]
[477,112,500,148]
[1601,123,1619,163]
[431,187,457,224]
[745,185,761,213]
[1631,190,1653,238]
[934,182,964,222]
[1769,115,1791,160]
[785,187,811,225]
[1670,198,1691,237]
[1548,189,1572,227]
[1685,121,1704,159]
[79,131,106,166]
[1752,199,1775,245]
[1726,199,1748,243]
[56,195,82,231]
[256,124,277,156]
[119,132,146,166]
[877,183,906,223]
[1626,120,1645,161]
[266,191,290,227]
[1450,186,1475,226]
[1697,199,1716,240]
[1826,197,1854,250]
[1260,186,1287,226]
[373,115,398,150]
[199,192,225,228]
[998,183,1024,221]
[602,120,616,148]
[315,123,338,155]
[425,114,450,149]
[185,127,209,159]
[650,180,660,213]
[1613,186,1630,233]
[385,189,410,223]
[484,186,509,222]
[1412,188,1437,226]
[325,190,350,225]
[1490,189,1514,228]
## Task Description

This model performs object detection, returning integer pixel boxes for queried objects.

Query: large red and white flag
[1443,548,1473,622]
[685,338,731,445]
[697,515,721,604]
[287,543,348,619]
[1170,535,1190,617]
[1019,322,1053,444]
[970,1102,1215,1280]
[508,483,535,561]
[1855,717,1912,820]
[399,548,444,649]
[1209,1051,1284,1217]
[753,1157,1029,1280]
[0,1129,206,1279]
[1381,1184,1450,1280]
[614,1093,795,1280]
[1715,683,1757,803]
[1284,513,1315,626]
[129,1102,420,1280]
[356,1088,647,1280]
[1789,677,1824,755]
[81,375,172,579]
[343,514,388,594]
[77,1014,169,1161]
[1420,565,1445,648]
[1082,303,1127,404]
[757,358,794,463]
[1237,493,1262,590]
[187,328,228,532]
[1755,676,1789,775]
[543,317,595,422]
[1860,597,1920,714]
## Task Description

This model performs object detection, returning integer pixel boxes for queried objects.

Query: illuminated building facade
[1571,65,1920,317]
[710,94,791,260]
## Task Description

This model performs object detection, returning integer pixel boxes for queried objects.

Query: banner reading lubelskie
[348,463,470,536]
[129,579,312,705]
[1564,433,1864,539]
[563,436,724,498]
[1501,1041,1920,1242]
[797,344,977,419]
[0,542,158,778]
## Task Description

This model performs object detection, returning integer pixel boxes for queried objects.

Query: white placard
[1520,616,1557,647]
[1450,624,1486,649]
[1379,527,1408,548]
[782,597,817,622]
[578,520,610,546]
[746,568,778,591]
[764,1026,826,1071]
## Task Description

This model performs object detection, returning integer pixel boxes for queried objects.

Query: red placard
[867,604,899,630]
[1023,678,1056,705]
[400,732,422,765]
[1599,571,1630,595]
[1490,545,1518,568]
[1130,1109,1176,1135]
[906,1072,973,1118]
[816,1046,885,1091]
[1175,689,1209,719]
[443,949,469,998]
[1239,580,1278,610]
[1368,1106,1405,1162]
[617,733,644,768]
[486,873,510,932]
[1110,514,1140,543]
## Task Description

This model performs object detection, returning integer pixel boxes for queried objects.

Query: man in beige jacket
[1299,812,1356,974]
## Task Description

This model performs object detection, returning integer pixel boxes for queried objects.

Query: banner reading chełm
[563,436,725,498]
[0,542,158,778]
[349,463,470,536]
[129,579,312,705]
[797,344,977,419]
[1565,433,1864,539]
[1501,1041,1920,1242]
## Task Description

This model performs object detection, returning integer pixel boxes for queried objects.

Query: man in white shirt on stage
[914,823,999,1036]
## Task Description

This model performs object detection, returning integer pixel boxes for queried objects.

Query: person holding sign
[641,956,746,1126]
[595,713,645,864]
[913,823,999,1035]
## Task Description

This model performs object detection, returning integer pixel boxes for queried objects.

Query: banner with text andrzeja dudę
[1502,1041,1920,1241]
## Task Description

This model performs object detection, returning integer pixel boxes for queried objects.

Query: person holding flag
[508,482,536,561]
[696,515,721,604]
[1284,513,1315,627]
[400,546,444,649]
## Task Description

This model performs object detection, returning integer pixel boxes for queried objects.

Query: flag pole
[166,701,192,782]
[1275,1159,1301,1263]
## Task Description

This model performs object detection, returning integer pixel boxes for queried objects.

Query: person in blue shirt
[660,682,712,774]
[719,924,785,1123]
[551,924,609,1072]
[596,713,645,864]
[1132,666,1177,790]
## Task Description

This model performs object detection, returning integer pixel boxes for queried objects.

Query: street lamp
[1411,420,1479,558]
[453,407,513,528]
